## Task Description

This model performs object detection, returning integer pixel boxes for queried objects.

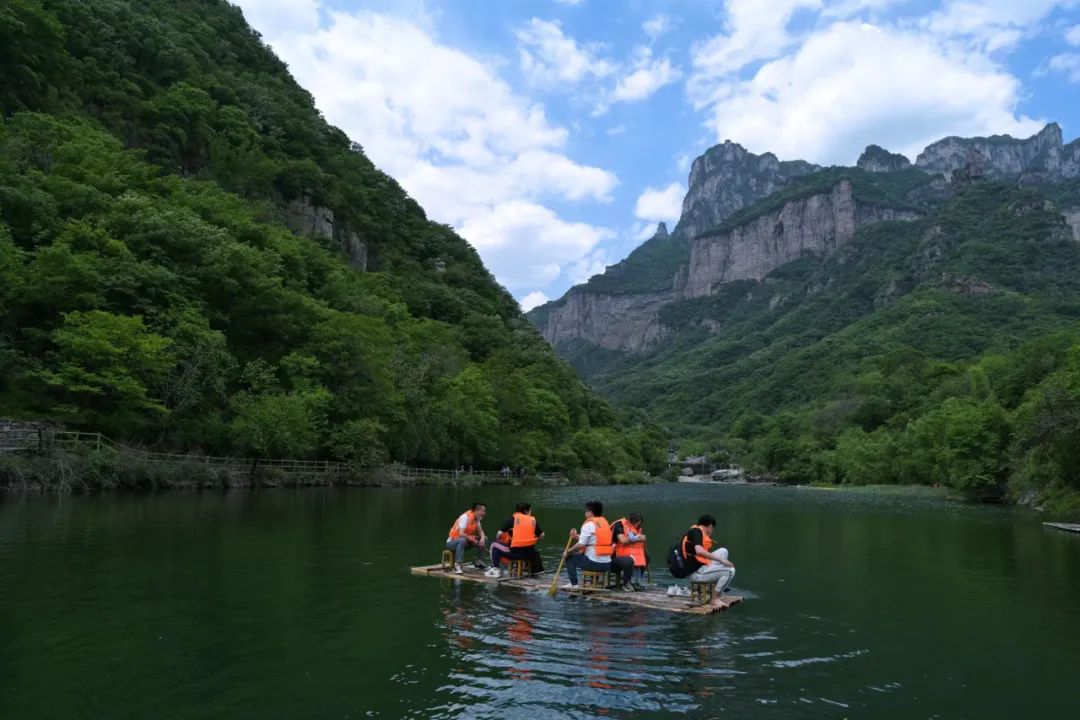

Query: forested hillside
[0,0,666,474]
[583,181,1080,510]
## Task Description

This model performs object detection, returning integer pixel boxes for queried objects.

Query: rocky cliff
[679,141,819,239]
[537,288,673,352]
[682,181,919,297]
[531,124,1079,360]
[533,141,819,348]
[285,197,368,270]
[857,145,911,173]
[915,123,1080,183]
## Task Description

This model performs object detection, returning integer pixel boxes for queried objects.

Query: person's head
[515,502,532,515]
[471,502,487,520]
[584,500,603,518]
[628,511,643,527]
[697,514,716,536]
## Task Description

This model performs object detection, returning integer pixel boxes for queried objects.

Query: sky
[233,0,1080,311]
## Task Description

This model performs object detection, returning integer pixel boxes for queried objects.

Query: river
[1,484,1078,718]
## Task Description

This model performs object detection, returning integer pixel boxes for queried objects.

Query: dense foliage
[0,0,666,473]
[577,182,1080,512]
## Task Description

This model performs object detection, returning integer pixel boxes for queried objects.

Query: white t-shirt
[579,519,611,563]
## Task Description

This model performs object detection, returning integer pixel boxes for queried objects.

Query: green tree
[32,310,173,434]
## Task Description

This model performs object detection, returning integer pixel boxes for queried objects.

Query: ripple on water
[408,583,880,719]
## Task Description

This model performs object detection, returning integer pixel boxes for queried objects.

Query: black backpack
[667,540,691,578]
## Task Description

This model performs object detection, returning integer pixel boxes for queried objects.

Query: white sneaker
[484,567,501,578]
[666,585,678,597]
[560,582,577,591]
[678,586,692,597]
[453,564,464,574]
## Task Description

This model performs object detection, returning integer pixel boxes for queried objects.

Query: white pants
[688,547,735,593]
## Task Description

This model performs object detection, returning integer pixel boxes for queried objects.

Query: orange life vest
[613,517,646,567]
[495,530,510,545]
[448,510,479,542]
[510,512,538,548]
[682,524,713,565]
[590,516,613,557]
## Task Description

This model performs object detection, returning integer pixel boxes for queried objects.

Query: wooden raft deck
[1044,522,1080,534]
[410,564,744,615]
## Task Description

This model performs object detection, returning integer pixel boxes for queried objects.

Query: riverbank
[799,483,962,499]
[0,450,664,493]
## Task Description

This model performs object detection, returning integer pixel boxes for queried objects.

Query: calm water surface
[1,484,1078,719]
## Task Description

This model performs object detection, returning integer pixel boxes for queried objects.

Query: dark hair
[585,500,603,516]
[472,502,486,511]
[628,511,643,525]
[515,502,531,513]
[697,514,716,527]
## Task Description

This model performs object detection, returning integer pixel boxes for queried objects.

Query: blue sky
[235,0,1080,310]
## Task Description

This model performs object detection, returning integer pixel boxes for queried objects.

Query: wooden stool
[605,571,621,589]
[441,549,453,570]
[690,581,714,604]
[581,570,607,588]
[507,559,528,578]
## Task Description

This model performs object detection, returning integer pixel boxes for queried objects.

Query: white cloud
[518,21,680,114]
[516,18,615,86]
[234,0,320,36]
[236,5,616,300]
[567,249,611,284]
[554,0,586,5]
[520,291,550,312]
[689,15,1045,165]
[609,47,681,104]
[689,0,821,92]
[1067,24,1080,45]
[606,124,627,135]
[634,183,685,225]
[457,202,613,289]
[1045,52,1080,82]
[643,14,671,40]
[923,0,1074,51]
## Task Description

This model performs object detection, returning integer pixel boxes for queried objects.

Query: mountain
[0,0,665,475]
[528,126,1080,511]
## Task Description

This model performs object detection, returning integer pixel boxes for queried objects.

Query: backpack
[667,541,691,578]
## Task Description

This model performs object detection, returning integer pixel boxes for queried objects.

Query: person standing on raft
[485,503,545,577]
[446,502,488,574]
[560,500,634,590]
[612,512,648,590]
[682,514,735,608]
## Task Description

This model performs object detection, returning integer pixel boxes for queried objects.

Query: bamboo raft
[410,564,744,615]
[1043,522,1080,534]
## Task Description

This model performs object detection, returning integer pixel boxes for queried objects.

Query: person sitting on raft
[560,500,634,591]
[612,512,648,590]
[681,514,736,608]
[446,502,488,574]
[485,503,545,577]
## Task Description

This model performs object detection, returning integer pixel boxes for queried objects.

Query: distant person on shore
[446,502,488,573]
[679,514,735,608]
[560,500,634,590]
[486,502,545,577]
[612,512,648,590]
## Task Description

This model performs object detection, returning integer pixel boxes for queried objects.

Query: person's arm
[613,521,629,546]
[564,523,591,557]
[535,521,545,541]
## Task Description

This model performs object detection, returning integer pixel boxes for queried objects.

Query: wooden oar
[547,533,576,597]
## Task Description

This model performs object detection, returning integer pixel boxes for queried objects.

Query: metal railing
[2,422,566,484]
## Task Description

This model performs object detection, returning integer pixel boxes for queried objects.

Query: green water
[1,485,1078,719]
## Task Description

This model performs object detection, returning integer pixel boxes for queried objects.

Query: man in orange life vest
[611,512,648,590]
[446,502,488,574]
[681,514,735,608]
[560,500,634,590]
[485,502,545,577]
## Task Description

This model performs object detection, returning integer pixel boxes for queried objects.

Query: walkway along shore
[0,420,645,492]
